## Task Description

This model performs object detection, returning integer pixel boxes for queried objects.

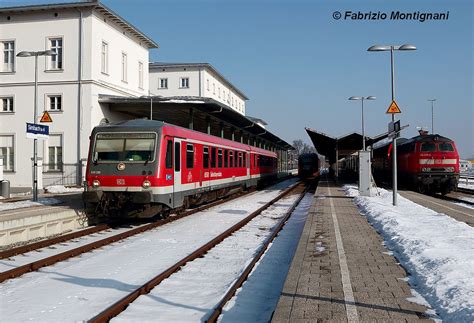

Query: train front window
[438,143,454,152]
[94,133,156,162]
[420,142,436,152]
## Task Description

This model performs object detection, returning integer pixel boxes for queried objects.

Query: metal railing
[41,162,84,187]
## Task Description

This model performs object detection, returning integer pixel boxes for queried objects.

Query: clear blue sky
[7,0,474,157]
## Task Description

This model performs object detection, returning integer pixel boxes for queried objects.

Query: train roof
[372,134,454,151]
[91,119,165,133]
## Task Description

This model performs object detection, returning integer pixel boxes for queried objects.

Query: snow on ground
[0,198,62,212]
[44,185,83,194]
[345,185,474,321]
[458,176,474,190]
[0,179,297,322]
[112,192,307,322]
[219,193,312,322]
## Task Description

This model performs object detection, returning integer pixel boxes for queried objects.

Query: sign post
[26,123,49,201]
[386,100,401,206]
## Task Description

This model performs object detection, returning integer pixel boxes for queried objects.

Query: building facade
[0,1,158,187]
[149,63,248,115]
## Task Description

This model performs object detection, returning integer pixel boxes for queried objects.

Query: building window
[138,61,144,89]
[49,37,63,70]
[213,83,215,95]
[207,79,209,91]
[2,41,14,72]
[121,52,127,82]
[101,41,108,74]
[0,135,14,171]
[218,87,221,98]
[159,78,168,89]
[48,134,63,171]
[48,95,62,111]
[180,77,189,88]
[1,97,14,112]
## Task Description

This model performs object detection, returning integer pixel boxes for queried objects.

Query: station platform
[272,178,431,322]
[0,193,85,247]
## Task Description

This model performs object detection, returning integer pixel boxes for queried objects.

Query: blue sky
[6,0,473,157]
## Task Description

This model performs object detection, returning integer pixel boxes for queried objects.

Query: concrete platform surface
[0,193,86,247]
[272,179,431,322]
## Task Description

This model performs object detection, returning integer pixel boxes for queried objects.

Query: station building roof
[305,127,388,163]
[0,0,159,49]
[99,95,293,150]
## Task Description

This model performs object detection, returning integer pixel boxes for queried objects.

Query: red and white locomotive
[372,134,460,194]
[83,119,278,219]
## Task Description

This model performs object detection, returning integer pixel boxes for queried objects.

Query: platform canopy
[305,127,388,163]
[99,95,293,150]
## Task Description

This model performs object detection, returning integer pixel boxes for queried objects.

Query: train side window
[254,155,257,169]
[229,151,234,167]
[238,152,242,168]
[174,142,180,171]
[234,151,238,168]
[203,146,209,169]
[224,150,228,168]
[186,144,194,168]
[439,143,454,152]
[218,149,223,168]
[420,142,436,152]
[211,147,216,168]
[165,140,172,169]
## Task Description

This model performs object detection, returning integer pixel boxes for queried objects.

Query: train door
[173,138,182,207]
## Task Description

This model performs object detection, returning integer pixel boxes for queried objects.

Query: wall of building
[201,69,246,115]
[0,7,152,187]
[149,66,201,97]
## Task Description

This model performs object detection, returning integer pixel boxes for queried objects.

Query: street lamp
[428,99,436,134]
[348,96,376,151]
[17,50,56,201]
[368,44,416,206]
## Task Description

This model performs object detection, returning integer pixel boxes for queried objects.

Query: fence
[41,161,86,187]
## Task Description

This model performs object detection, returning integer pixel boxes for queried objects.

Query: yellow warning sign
[386,100,401,114]
[40,111,53,123]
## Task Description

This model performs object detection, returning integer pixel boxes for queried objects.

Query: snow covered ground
[345,185,474,321]
[0,197,62,212]
[0,179,299,322]
[458,175,474,190]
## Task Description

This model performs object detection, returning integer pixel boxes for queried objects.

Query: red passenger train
[83,119,278,219]
[372,134,460,194]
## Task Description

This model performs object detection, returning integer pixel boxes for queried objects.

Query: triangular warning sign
[386,100,401,114]
[40,111,53,123]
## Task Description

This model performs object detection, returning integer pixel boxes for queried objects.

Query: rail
[89,181,303,323]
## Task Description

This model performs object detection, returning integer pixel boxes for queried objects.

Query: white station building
[0,0,291,190]
[149,62,248,116]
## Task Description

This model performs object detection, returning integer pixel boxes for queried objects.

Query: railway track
[89,182,308,322]
[0,185,261,283]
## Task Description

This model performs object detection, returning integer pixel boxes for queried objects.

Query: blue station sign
[26,123,49,140]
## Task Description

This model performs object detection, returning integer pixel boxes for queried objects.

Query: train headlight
[92,180,100,188]
[445,167,454,172]
[422,168,431,172]
[142,179,151,189]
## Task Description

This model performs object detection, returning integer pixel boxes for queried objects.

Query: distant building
[0,0,158,187]
[460,160,472,173]
[149,62,248,115]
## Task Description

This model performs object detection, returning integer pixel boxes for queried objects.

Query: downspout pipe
[76,8,83,186]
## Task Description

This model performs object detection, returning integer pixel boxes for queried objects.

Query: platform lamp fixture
[17,49,56,202]
[428,99,436,134]
[348,96,376,151]
[367,44,416,206]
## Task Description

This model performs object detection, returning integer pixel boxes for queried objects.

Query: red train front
[372,134,460,194]
[83,119,278,220]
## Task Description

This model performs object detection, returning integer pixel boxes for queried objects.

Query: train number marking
[116,179,125,185]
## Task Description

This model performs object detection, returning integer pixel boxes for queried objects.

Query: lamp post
[17,50,56,201]
[348,96,376,151]
[428,99,436,134]
[368,44,416,206]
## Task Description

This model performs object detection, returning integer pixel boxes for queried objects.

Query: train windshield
[438,142,454,152]
[420,142,436,152]
[93,132,156,162]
